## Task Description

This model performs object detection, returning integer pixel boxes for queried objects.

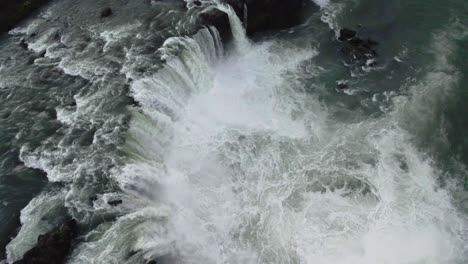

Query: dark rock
[13,219,78,264]
[193,0,202,6]
[226,0,308,35]
[0,0,50,34]
[336,82,348,90]
[89,195,98,203]
[337,28,379,67]
[128,96,141,107]
[201,0,310,38]
[108,199,123,206]
[100,7,113,18]
[338,28,356,41]
[19,39,29,50]
[199,7,232,41]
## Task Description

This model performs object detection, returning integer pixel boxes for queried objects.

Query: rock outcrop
[226,0,306,35]
[199,0,311,40]
[199,7,232,41]
[337,28,379,66]
[0,0,50,34]
[13,220,78,264]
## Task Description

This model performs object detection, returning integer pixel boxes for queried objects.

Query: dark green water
[0,0,467,263]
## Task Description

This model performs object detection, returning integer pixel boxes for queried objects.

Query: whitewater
[0,0,467,263]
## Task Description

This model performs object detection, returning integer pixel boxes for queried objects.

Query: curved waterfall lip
[118,6,468,264]
[0,0,467,263]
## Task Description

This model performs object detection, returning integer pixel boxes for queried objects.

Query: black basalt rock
[200,0,314,40]
[226,0,307,35]
[199,7,232,41]
[338,28,357,41]
[13,219,78,264]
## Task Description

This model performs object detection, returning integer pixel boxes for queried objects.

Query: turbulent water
[0,0,467,263]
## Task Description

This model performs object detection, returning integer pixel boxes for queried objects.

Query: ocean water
[0,0,467,263]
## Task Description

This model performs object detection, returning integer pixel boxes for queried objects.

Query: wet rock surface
[12,220,78,264]
[199,0,314,41]
[199,7,232,41]
[226,0,308,34]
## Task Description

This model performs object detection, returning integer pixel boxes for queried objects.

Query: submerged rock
[19,39,29,50]
[338,28,357,41]
[337,28,379,66]
[226,0,307,35]
[336,81,349,90]
[13,220,77,264]
[128,96,141,108]
[100,7,113,18]
[107,199,123,206]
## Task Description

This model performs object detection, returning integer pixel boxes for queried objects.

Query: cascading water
[0,0,467,263]
[65,4,468,264]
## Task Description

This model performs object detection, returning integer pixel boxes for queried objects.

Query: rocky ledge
[199,0,312,40]
[12,220,78,264]
[0,0,50,34]
[226,0,306,34]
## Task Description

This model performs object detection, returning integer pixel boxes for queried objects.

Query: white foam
[55,9,468,264]
[97,22,142,53]
[119,18,468,264]
[312,0,330,8]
